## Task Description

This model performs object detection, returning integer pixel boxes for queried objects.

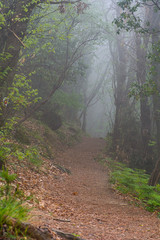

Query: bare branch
[151,0,160,10]
[47,0,81,4]
[69,33,99,65]
[8,28,26,47]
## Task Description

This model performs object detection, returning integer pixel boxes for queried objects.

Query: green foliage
[22,2,98,114]
[0,198,29,231]
[108,160,160,212]
[148,140,156,147]
[113,0,149,34]
[52,90,82,111]
[0,169,30,238]
[0,13,5,29]
[73,233,81,238]
[129,80,158,99]
[14,147,43,167]
[13,150,25,162]
[0,72,41,136]
[25,147,43,167]
[0,144,11,165]
[8,73,41,111]
[0,122,42,171]
[114,0,160,34]
[0,132,42,171]
[0,168,16,185]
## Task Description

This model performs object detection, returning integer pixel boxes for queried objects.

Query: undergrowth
[13,146,43,168]
[0,168,30,239]
[107,159,160,214]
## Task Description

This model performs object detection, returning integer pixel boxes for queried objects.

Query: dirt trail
[33,137,160,240]
[54,137,121,210]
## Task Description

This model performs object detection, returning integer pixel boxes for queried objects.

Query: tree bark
[112,32,127,148]
[135,34,152,171]
[81,108,87,132]
[148,9,160,185]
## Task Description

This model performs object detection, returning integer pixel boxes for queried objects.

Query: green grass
[107,159,160,213]
[0,169,30,238]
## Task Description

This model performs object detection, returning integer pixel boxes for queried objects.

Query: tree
[16,3,99,125]
[0,0,86,127]
[114,0,160,185]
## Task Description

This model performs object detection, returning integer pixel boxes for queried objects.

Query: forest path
[32,137,160,240]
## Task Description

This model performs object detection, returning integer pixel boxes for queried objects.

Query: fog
[84,45,115,138]
[80,0,115,138]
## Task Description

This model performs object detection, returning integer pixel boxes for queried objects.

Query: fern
[108,159,160,213]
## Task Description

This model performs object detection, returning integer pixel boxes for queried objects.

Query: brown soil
[30,137,160,240]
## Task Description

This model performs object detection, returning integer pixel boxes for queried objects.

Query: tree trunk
[0,1,37,87]
[135,34,152,171]
[81,108,87,132]
[149,158,160,186]
[112,32,127,148]
[148,10,160,185]
[0,1,38,126]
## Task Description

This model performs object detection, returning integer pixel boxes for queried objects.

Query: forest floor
[26,137,160,240]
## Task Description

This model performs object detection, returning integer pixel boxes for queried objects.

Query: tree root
[5,218,55,240]
[52,218,71,222]
[52,228,86,240]
[4,217,86,240]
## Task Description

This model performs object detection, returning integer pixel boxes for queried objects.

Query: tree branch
[16,69,67,126]
[8,28,26,48]
[151,0,160,10]
[79,64,110,120]
[46,0,81,4]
